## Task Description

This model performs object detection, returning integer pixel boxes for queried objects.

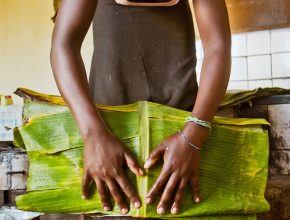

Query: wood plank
[0,150,29,190]
[8,190,26,207]
[85,216,148,220]
[0,152,9,190]
[236,104,269,120]
[269,150,290,176]
[257,175,290,220]
[268,104,290,150]
[226,0,290,33]
[216,107,235,118]
[0,190,4,206]
[39,214,82,220]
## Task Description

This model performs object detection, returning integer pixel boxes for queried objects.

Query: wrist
[186,116,212,129]
[181,122,209,148]
[81,118,110,142]
[191,109,214,124]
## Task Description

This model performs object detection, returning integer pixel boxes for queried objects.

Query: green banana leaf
[14,89,270,219]
[220,87,290,109]
[15,87,290,113]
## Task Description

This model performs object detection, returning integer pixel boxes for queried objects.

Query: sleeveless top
[115,0,180,7]
[89,0,198,111]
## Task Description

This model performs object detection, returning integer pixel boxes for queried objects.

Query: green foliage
[14,89,270,219]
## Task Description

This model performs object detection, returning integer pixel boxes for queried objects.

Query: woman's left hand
[144,122,209,215]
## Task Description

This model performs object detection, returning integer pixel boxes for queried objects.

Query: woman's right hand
[82,129,144,214]
[50,0,143,215]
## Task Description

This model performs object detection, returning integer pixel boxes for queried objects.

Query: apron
[89,0,198,111]
[115,0,180,7]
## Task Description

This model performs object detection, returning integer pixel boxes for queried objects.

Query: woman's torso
[89,0,198,111]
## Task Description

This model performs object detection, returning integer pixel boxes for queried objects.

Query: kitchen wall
[0,0,93,101]
[196,28,290,90]
[1,0,289,105]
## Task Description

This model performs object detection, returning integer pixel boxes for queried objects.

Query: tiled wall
[195,28,290,90]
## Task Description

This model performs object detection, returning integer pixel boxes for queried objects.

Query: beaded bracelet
[186,116,212,129]
[178,130,201,150]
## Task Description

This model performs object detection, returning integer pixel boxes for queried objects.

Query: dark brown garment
[89,0,198,111]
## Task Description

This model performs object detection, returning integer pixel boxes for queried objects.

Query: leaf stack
[14,88,270,219]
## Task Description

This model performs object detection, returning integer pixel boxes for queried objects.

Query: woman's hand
[82,129,144,214]
[144,122,209,215]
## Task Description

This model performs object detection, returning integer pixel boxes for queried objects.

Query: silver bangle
[178,130,201,150]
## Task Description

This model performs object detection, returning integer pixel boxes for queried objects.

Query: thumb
[144,144,165,169]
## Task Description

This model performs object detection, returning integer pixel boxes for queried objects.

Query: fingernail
[138,168,144,175]
[171,207,178,214]
[134,201,141,208]
[157,206,165,215]
[121,208,128,215]
[195,196,200,203]
[103,206,110,212]
[145,197,151,204]
[144,160,150,169]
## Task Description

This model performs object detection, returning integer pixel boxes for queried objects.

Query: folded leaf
[220,87,290,109]
[14,95,269,219]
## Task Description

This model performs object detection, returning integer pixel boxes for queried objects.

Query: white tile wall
[248,80,272,90]
[232,33,247,57]
[195,27,290,91]
[248,55,271,80]
[227,81,248,90]
[273,79,290,89]
[247,30,270,56]
[272,53,290,78]
[230,58,248,81]
[271,28,290,53]
[195,59,203,82]
[195,40,203,60]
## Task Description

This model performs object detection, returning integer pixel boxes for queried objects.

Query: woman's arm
[191,0,231,123]
[51,0,101,148]
[51,0,143,214]
[144,0,231,215]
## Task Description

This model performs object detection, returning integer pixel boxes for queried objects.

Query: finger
[145,167,170,204]
[116,172,141,208]
[157,174,179,215]
[144,144,166,169]
[171,178,187,215]
[190,176,201,204]
[82,170,91,199]
[107,179,128,215]
[124,152,144,176]
[94,178,111,211]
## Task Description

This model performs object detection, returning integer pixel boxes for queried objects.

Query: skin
[51,0,231,216]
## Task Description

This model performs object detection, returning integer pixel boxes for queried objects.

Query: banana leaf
[15,87,290,113]
[220,87,290,109]
[14,89,270,219]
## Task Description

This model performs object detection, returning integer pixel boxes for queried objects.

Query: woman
[51,0,231,215]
